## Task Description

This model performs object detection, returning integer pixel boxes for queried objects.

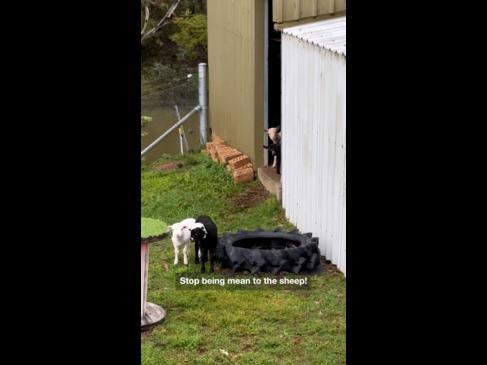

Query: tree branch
[141,5,150,36]
[141,0,181,43]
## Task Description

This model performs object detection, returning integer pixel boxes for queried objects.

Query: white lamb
[169,218,196,265]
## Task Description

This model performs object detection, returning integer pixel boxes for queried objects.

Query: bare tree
[141,0,181,44]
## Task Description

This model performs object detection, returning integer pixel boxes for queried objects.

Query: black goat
[264,125,282,175]
[263,140,281,174]
[190,215,218,273]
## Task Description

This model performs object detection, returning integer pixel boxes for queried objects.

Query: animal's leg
[272,156,277,168]
[173,244,179,265]
[183,243,189,265]
[209,248,215,273]
[194,241,200,264]
[201,247,208,273]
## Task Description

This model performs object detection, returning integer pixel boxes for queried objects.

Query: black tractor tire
[217,228,321,274]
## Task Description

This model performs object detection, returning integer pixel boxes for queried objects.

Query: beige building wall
[207,1,345,167]
[272,0,346,23]
[207,0,265,167]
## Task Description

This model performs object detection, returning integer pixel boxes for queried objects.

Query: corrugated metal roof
[282,16,346,56]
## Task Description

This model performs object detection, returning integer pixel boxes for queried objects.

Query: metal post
[178,128,184,155]
[176,106,184,156]
[175,105,189,152]
[198,63,208,145]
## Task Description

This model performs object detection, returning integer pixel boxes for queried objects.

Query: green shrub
[170,14,207,60]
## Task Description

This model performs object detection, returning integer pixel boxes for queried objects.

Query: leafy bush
[170,14,207,61]
[150,63,178,82]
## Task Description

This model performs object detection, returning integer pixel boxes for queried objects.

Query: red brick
[209,144,217,155]
[233,166,254,184]
[214,145,232,160]
[209,145,219,161]
[228,154,251,170]
[227,161,252,172]
[219,150,242,164]
[225,152,241,164]
[214,144,231,153]
[212,135,225,145]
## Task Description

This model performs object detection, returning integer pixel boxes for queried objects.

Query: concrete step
[257,166,282,202]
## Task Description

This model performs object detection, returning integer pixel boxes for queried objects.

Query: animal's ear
[263,145,268,149]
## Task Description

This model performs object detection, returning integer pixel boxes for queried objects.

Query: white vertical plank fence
[281,25,346,274]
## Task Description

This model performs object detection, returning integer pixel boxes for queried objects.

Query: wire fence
[142,79,198,107]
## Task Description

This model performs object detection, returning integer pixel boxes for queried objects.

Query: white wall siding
[281,32,346,274]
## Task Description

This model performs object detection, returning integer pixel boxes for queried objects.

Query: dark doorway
[265,0,281,165]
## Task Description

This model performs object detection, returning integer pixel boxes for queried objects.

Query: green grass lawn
[142,152,346,365]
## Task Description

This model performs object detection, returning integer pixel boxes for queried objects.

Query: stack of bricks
[205,138,254,184]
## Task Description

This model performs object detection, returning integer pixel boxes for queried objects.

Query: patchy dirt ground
[231,184,270,210]
[153,161,183,171]
[321,256,341,274]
